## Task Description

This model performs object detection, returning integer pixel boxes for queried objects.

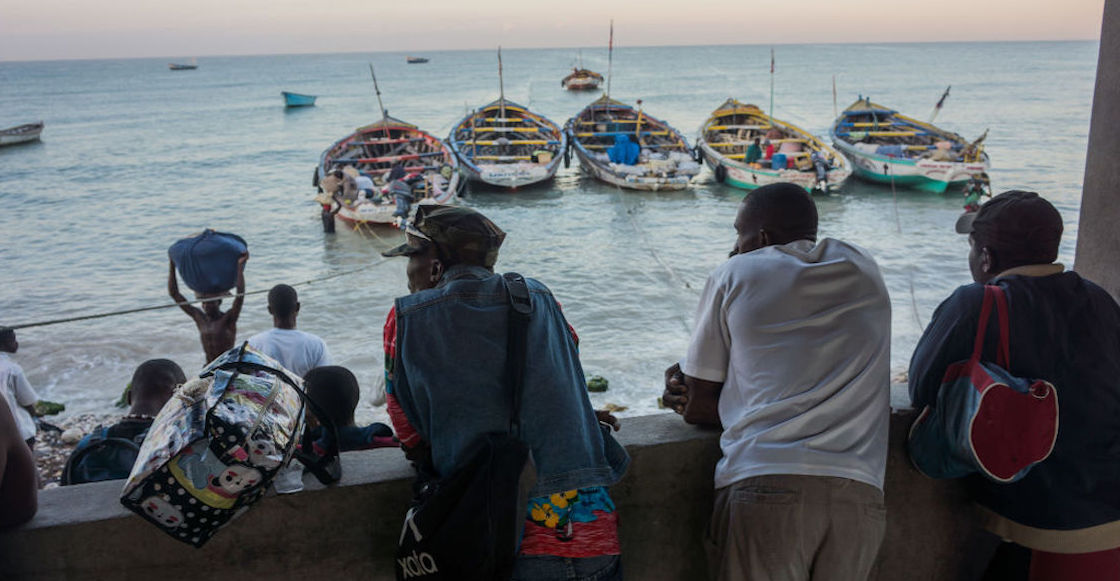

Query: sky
[0,0,1106,62]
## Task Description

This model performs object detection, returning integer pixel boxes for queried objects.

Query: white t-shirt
[247,328,332,378]
[0,352,39,441]
[681,238,891,490]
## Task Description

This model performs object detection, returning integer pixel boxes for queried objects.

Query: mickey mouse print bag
[120,343,340,547]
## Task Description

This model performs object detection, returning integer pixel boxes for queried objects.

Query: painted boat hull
[282,92,317,107]
[168,64,198,71]
[833,140,989,193]
[0,122,43,146]
[448,98,566,190]
[564,96,700,191]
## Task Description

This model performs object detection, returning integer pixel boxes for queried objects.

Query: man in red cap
[912,190,1120,580]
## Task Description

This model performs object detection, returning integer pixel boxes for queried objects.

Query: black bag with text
[394,273,538,581]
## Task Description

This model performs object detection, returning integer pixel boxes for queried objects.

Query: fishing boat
[0,122,44,147]
[565,95,700,191]
[561,68,603,91]
[168,59,198,71]
[314,115,460,226]
[448,99,567,189]
[406,56,429,64]
[282,92,317,108]
[698,99,849,193]
[830,97,989,193]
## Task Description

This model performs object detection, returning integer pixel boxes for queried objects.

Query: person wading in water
[168,251,248,363]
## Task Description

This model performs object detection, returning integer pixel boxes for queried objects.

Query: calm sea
[0,41,1099,423]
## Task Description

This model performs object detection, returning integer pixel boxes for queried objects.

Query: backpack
[61,425,147,485]
[394,273,537,581]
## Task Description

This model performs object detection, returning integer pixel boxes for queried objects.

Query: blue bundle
[168,230,248,295]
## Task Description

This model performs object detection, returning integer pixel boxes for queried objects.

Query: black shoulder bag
[394,273,539,581]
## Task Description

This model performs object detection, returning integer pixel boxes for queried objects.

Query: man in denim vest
[381,205,630,580]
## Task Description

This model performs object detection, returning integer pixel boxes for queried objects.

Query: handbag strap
[972,285,1010,368]
[502,273,533,438]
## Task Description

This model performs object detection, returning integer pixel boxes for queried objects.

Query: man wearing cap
[911,190,1120,579]
[381,205,630,580]
[662,183,891,581]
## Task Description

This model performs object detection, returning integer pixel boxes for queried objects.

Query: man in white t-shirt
[0,327,39,450]
[247,285,332,377]
[662,182,891,581]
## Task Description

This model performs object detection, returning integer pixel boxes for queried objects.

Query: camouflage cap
[381,205,506,267]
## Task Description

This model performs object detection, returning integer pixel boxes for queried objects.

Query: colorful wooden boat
[561,68,603,91]
[282,92,317,108]
[314,116,460,226]
[830,97,990,193]
[564,96,700,191]
[406,56,429,64]
[447,98,567,189]
[698,99,849,193]
[0,122,44,147]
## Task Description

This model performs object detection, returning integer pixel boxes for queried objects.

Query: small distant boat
[0,122,44,147]
[698,99,849,193]
[565,95,700,191]
[406,56,429,64]
[314,116,461,226]
[168,58,198,71]
[448,98,567,189]
[561,68,603,91]
[831,97,990,193]
[282,92,317,108]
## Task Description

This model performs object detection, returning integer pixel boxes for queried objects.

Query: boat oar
[928,85,951,124]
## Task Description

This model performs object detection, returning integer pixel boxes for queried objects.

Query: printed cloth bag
[908,285,1059,483]
[120,343,337,547]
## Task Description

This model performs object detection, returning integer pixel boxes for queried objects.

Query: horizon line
[0,37,1099,65]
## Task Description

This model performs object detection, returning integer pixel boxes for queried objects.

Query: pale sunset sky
[0,0,1106,62]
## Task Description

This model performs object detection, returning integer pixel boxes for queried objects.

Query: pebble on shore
[34,413,120,489]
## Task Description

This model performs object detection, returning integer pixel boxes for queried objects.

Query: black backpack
[61,426,146,485]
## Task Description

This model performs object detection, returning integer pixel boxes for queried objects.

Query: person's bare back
[169,253,248,363]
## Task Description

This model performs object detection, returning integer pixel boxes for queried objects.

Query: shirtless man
[168,252,248,363]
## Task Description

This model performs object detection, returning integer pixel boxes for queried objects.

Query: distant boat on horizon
[406,56,429,64]
[169,58,198,71]
[282,91,317,108]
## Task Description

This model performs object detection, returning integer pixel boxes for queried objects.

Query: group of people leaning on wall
[3,182,1119,581]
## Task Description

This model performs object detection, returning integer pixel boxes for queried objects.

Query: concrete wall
[1076,0,1120,300]
[0,410,999,581]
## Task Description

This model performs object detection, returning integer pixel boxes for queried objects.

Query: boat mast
[498,46,506,121]
[606,20,614,102]
[768,48,775,127]
[368,64,391,140]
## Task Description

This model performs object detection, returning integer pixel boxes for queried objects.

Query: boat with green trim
[830,97,989,193]
[698,99,848,193]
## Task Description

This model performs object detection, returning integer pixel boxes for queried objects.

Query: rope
[9,258,391,331]
[885,163,924,330]
[611,184,693,335]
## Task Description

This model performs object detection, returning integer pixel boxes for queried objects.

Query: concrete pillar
[1077,0,1120,300]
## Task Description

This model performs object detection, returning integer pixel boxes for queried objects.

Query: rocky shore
[33,413,119,489]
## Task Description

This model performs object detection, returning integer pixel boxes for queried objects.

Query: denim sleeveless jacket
[392,265,629,497]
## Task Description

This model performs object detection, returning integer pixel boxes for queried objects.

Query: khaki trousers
[706,474,886,581]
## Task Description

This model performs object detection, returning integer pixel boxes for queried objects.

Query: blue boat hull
[282,92,317,107]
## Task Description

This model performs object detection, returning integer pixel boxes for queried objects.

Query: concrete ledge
[1,410,996,580]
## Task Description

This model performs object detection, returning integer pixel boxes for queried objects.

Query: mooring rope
[9,258,391,331]
[885,163,925,330]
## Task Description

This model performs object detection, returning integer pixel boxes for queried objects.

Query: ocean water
[0,41,1099,423]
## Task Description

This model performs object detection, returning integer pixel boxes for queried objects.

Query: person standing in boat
[744,138,762,165]
[168,251,248,363]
